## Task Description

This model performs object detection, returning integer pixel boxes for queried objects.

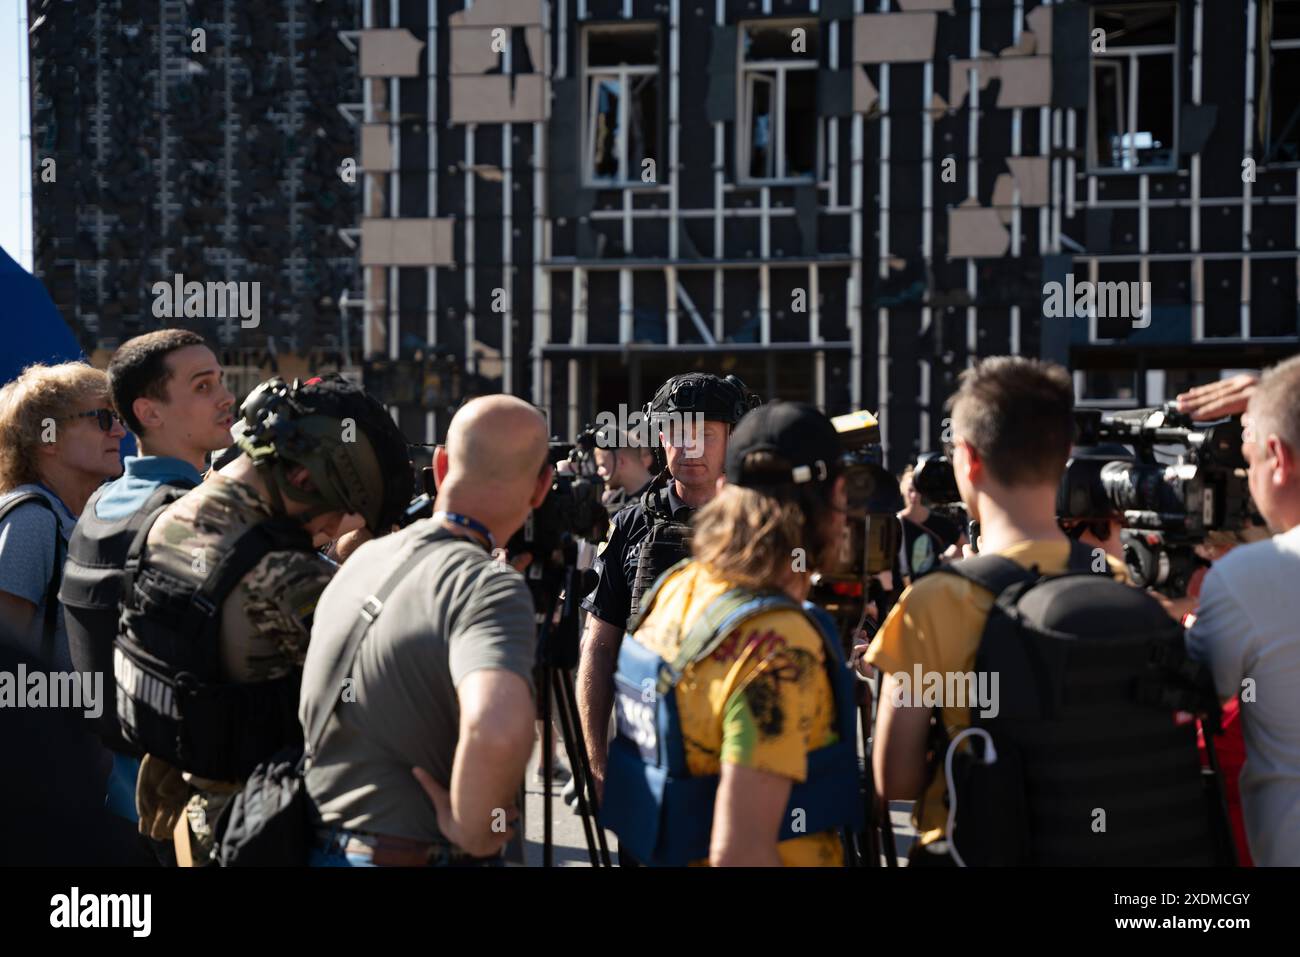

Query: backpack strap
[0,492,65,663]
[934,552,1038,601]
[655,587,800,696]
[304,528,460,762]
[188,519,313,621]
[935,539,1111,598]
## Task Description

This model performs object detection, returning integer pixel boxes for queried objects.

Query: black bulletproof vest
[60,480,195,753]
[935,543,1225,866]
[114,507,314,782]
[628,482,693,623]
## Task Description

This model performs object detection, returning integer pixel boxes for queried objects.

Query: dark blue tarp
[0,243,136,456]
[0,243,84,383]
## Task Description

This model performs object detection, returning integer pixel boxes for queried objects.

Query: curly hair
[0,362,111,491]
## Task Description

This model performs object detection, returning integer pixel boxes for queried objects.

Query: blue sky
[2,0,32,270]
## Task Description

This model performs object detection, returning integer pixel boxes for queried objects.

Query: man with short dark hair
[896,463,965,584]
[59,329,236,863]
[865,356,1129,864]
[1186,355,1300,865]
[593,429,656,512]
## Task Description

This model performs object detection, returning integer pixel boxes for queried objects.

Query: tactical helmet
[235,375,413,533]
[644,373,760,426]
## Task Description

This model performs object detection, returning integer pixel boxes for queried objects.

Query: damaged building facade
[28,0,1300,461]
[356,0,1300,459]
[26,0,367,399]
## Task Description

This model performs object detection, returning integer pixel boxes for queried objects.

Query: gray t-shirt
[301,521,537,842]
[1187,524,1300,866]
[0,484,76,670]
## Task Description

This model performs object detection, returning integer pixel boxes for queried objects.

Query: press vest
[601,566,863,866]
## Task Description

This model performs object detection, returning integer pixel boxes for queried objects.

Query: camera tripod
[532,552,612,867]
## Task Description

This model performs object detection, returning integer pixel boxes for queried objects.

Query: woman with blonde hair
[0,362,125,667]
[601,402,863,866]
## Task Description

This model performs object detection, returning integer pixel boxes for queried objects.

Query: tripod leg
[856,689,879,866]
[557,668,612,866]
[551,667,601,866]
[858,677,897,866]
[541,665,554,868]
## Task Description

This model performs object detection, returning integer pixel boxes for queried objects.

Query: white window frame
[1087,5,1180,174]
[737,20,823,185]
[581,24,661,188]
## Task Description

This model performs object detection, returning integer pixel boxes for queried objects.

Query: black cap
[726,402,841,489]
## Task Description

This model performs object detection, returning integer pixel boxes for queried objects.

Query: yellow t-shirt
[864,540,1128,847]
[633,561,844,867]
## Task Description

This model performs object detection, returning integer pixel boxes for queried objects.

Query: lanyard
[432,510,496,552]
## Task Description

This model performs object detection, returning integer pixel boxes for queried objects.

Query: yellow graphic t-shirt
[632,561,844,867]
[864,540,1129,847]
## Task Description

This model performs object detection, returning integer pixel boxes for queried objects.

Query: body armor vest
[114,508,313,781]
[60,480,195,753]
[628,480,693,622]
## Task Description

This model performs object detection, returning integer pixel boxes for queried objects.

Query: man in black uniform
[576,373,757,803]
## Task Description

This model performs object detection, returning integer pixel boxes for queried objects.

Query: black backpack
[930,541,1231,866]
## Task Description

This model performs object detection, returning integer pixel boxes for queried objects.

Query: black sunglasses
[66,408,122,433]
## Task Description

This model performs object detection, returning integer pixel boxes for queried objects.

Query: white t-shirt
[1187,524,1300,866]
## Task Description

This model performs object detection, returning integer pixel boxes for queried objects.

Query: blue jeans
[308,844,377,867]
[308,828,504,867]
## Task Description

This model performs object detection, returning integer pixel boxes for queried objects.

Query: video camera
[905,404,1261,597]
[1060,404,1259,596]
[810,410,904,640]
[507,431,609,569]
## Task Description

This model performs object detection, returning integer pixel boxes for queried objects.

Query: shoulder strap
[304,529,458,760]
[655,587,800,695]
[1065,538,1109,575]
[188,519,313,619]
[934,552,1039,600]
[0,492,64,660]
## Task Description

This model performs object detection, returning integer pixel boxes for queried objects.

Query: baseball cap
[726,401,842,489]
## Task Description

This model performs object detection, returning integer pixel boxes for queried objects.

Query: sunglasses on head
[66,408,122,433]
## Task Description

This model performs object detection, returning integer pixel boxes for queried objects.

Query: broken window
[1261,0,1300,164]
[739,19,821,183]
[1089,4,1178,172]
[583,24,661,186]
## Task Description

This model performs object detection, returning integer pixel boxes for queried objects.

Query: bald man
[299,396,553,866]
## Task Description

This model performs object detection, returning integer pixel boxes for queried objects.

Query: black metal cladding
[27,0,362,357]
[29,0,1300,461]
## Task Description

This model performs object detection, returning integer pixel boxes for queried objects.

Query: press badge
[614,675,658,763]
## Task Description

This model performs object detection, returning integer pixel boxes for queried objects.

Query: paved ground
[518,743,918,867]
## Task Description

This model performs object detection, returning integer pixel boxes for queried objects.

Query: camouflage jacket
[142,474,336,682]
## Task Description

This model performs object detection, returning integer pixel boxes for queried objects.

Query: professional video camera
[906,404,1261,597]
[810,410,904,642]
[507,430,609,573]
[1059,404,1260,596]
